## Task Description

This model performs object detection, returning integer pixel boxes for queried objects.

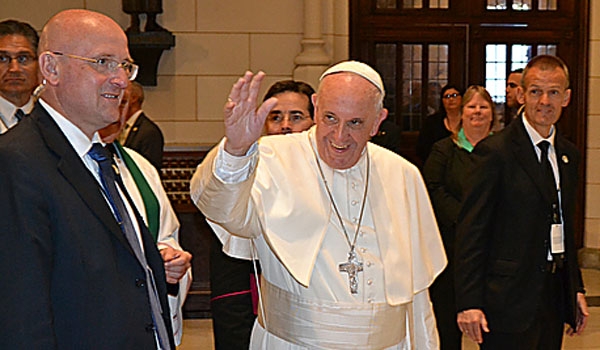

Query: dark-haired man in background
[0,19,39,133]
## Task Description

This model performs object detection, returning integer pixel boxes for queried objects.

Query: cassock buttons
[136,278,146,288]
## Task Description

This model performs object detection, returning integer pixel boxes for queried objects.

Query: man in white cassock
[190,61,446,349]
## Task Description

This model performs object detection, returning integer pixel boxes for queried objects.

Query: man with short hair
[0,10,174,349]
[456,55,588,349]
[0,19,39,133]
[504,68,523,126]
[101,100,192,346]
[191,61,446,348]
[263,80,315,135]
[119,81,165,170]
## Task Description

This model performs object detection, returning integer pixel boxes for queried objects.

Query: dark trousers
[480,271,564,350]
[430,264,462,350]
[210,235,258,350]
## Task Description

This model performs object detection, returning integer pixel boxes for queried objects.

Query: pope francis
[190,61,447,349]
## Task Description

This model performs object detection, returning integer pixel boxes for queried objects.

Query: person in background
[191,61,446,349]
[263,79,315,135]
[416,84,464,165]
[100,96,193,346]
[0,19,39,133]
[0,9,174,349]
[504,68,524,127]
[118,81,165,170]
[370,118,403,154]
[423,85,495,350]
[455,55,588,349]
[209,79,316,350]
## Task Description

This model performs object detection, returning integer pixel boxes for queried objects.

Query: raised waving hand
[223,71,278,156]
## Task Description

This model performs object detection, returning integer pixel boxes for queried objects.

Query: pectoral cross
[339,249,363,294]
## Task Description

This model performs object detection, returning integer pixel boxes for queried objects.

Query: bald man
[0,10,174,349]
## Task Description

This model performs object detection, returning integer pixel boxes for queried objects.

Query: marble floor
[177,269,600,350]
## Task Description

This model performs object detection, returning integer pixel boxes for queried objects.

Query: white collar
[38,98,102,158]
[522,113,556,148]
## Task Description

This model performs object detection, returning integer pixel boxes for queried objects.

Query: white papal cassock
[190,127,446,349]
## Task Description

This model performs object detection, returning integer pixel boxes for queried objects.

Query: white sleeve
[214,138,259,184]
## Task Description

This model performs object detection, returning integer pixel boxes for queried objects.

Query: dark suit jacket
[416,111,452,165]
[455,115,584,333]
[124,112,164,170]
[370,119,402,154]
[0,104,175,349]
[423,137,477,348]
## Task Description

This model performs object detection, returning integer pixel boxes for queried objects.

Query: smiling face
[0,34,38,106]
[520,66,571,138]
[39,10,131,138]
[461,92,493,133]
[313,73,387,170]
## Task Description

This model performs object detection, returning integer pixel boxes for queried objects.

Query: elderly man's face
[46,13,131,138]
[265,91,313,135]
[313,73,387,170]
[0,34,38,106]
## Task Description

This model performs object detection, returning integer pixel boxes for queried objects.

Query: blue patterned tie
[88,143,171,349]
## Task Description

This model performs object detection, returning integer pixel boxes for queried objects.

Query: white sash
[258,279,406,349]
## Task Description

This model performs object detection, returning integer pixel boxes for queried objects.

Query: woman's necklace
[310,140,370,294]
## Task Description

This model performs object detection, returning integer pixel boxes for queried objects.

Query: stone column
[293,0,331,88]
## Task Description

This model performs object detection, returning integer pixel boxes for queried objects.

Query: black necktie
[14,109,25,122]
[87,143,171,349]
[537,141,559,206]
[537,141,564,263]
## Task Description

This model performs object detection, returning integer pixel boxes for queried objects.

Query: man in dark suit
[119,81,164,170]
[455,55,588,349]
[0,9,174,349]
[0,19,39,133]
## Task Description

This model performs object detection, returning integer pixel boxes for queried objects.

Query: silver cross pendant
[339,249,363,294]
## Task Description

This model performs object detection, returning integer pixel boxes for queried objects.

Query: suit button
[136,279,146,288]
[145,323,155,333]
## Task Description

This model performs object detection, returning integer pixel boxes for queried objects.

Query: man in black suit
[0,9,174,349]
[0,19,39,133]
[119,81,164,170]
[455,55,588,349]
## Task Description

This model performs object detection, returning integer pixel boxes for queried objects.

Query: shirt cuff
[214,138,258,184]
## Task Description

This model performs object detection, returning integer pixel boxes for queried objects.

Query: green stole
[114,142,160,242]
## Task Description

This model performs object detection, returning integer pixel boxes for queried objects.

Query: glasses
[267,111,311,125]
[0,52,36,66]
[507,82,519,89]
[51,51,138,81]
[443,93,460,99]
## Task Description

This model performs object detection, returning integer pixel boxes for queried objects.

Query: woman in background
[423,85,495,350]
[416,84,464,165]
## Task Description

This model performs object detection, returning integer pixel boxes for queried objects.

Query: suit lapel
[509,118,555,204]
[125,113,144,144]
[555,136,576,201]
[34,107,133,251]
